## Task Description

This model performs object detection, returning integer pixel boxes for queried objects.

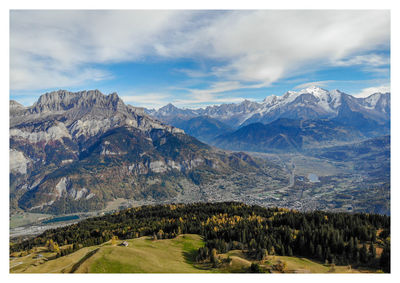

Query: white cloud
[120,81,256,109]
[10,10,390,91]
[10,10,187,90]
[176,81,270,95]
[332,54,389,67]
[173,97,248,109]
[11,62,111,90]
[170,80,266,107]
[161,10,390,83]
[121,93,173,109]
[353,85,391,98]
[183,81,244,96]
[174,68,211,78]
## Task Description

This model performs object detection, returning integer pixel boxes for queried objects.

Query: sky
[9,10,390,109]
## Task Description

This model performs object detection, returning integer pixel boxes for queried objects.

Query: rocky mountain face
[148,87,390,128]
[10,90,266,214]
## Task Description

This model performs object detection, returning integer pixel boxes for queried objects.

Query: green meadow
[10,234,378,273]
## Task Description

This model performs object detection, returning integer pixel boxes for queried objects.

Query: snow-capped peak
[262,95,278,104]
[300,86,330,98]
[283,90,297,97]
[364,92,387,108]
[149,87,389,128]
[330,89,343,96]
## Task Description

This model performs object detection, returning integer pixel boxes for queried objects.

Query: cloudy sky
[10,10,390,108]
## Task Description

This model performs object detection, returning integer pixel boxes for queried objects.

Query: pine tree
[325,247,332,264]
[369,244,376,263]
[249,238,257,251]
[348,236,354,257]
[360,244,368,264]
[157,229,164,240]
[380,242,390,273]
[309,242,315,257]
[287,246,293,256]
[210,248,219,267]
[316,244,323,260]
[250,263,262,273]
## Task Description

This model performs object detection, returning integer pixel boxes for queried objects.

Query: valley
[249,149,389,214]
[9,88,389,217]
[10,134,389,240]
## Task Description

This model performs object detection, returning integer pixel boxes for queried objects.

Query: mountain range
[10,90,264,214]
[9,86,390,215]
[147,87,390,152]
[148,86,390,128]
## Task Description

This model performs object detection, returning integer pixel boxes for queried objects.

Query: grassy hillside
[11,234,379,273]
[10,246,96,273]
[11,234,210,273]
[77,234,208,273]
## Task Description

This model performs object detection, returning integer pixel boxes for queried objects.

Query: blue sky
[10,10,390,108]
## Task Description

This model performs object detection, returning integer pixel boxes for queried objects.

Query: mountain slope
[312,135,390,179]
[169,116,234,143]
[10,90,265,214]
[212,118,370,152]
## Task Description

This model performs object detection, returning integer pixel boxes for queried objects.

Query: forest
[10,202,391,272]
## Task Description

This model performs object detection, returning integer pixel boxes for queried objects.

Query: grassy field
[77,234,210,273]
[10,234,380,273]
[11,234,212,273]
[10,246,98,273]
[217,251,375,273]
[264,256,363,273]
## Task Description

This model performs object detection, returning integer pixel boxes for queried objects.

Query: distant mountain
[212,117,387,152]
[147,100,263,128]
[10,90,264,214]
[147,87,390,128]
[147,87,389,152]
[241,87,389,126]
[332,93,390,135]
[313,135,390,164]
[163,116,234,143]
[146,103,199,125]
[312,135,390,197]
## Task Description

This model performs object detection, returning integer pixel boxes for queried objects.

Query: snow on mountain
[363,92,390,111]
[148,86,390,128]
[364,93,382,108]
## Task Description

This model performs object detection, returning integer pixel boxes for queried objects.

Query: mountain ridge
[147,87,390,128]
